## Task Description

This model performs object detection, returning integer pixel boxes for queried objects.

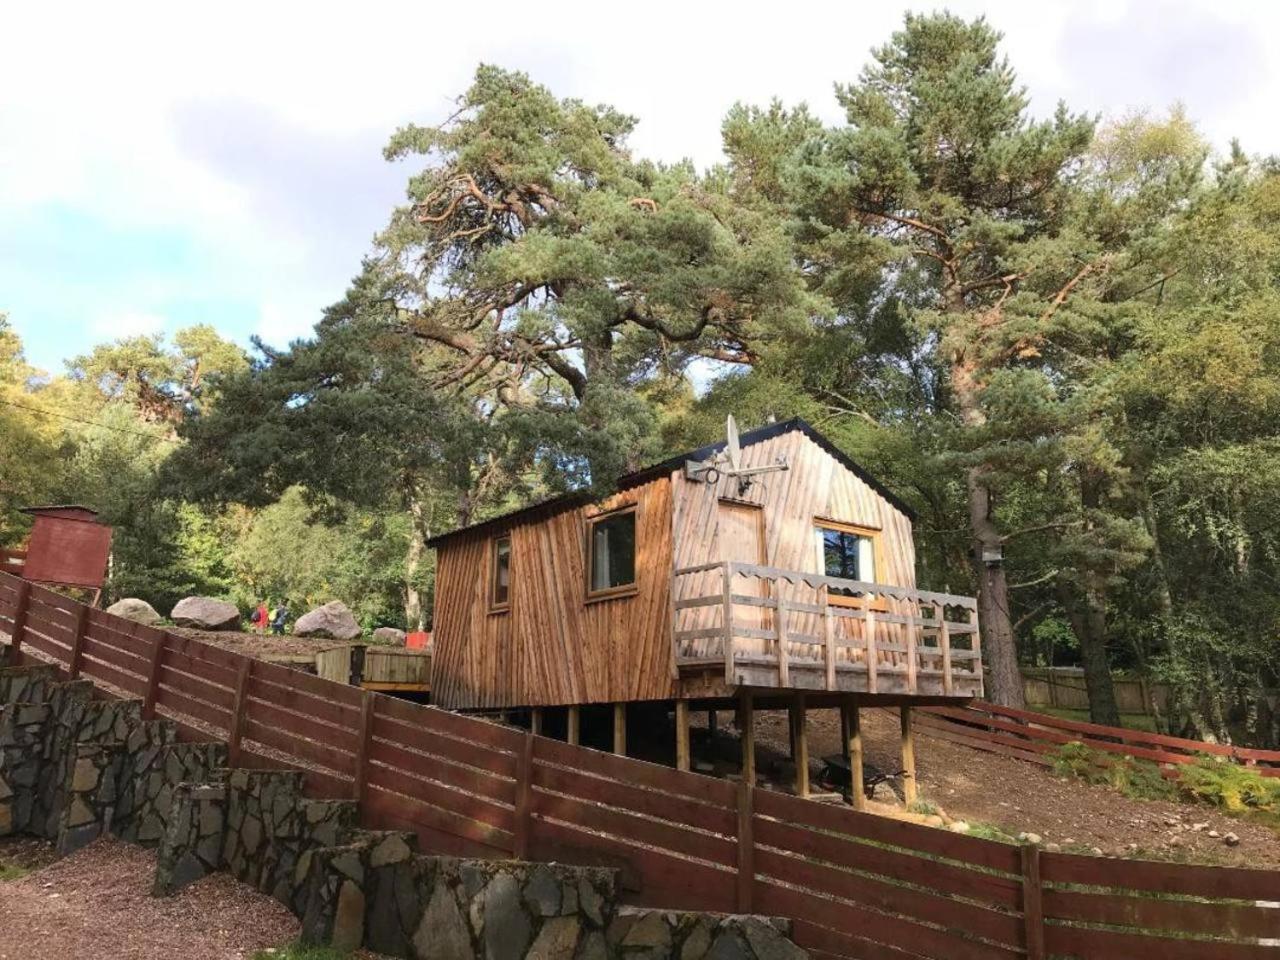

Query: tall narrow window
[814,519,878,602]
[587,508,637,598]
[490,536,511,611]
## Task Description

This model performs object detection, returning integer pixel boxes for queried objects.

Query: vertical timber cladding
[671,429,917,659]
[431,475,676,710]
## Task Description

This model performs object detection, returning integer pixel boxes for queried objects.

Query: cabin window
[490,536,512,611]
[586,508,637,598]
[814,519,878,598]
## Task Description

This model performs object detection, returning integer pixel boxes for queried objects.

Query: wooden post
[864,601,878,695]
[353,691,375,804]
[566,705,580,746]
[1021,843,1046,960]
[142,631,166,721]
[613,702,626,755]
[722,563,735,685]
[937,602,953,696]
[708,709,717,737]
[513,730,535,860]
[905,599,918,694]
[735,776,754,914]
[738,690,755,786]
[9,579,30,655]
[900,705,917,805]
[776,594,789,687]
[675,699,691,772]
[969,607,983,693]
[845,698,865,812]
[789,693,809,798]
[227,658,252,766]
[67,603,90,679]
[823,601,836,691]
[530,707,543,736]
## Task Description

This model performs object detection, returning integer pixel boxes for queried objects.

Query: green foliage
[1177,756,1280,815]
[1051,741,1179,801]
[252,943,349,960]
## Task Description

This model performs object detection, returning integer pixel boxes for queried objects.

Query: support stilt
[738,691,755,786]
[788,693,809,798]
[613,702,626,755]
[844,698,865,811]
[567,705,580,746]
[530,707,543,736]
[900,704,917,806]
[675,699,690,772]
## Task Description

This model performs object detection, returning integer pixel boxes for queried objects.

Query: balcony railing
[671,561,982,698]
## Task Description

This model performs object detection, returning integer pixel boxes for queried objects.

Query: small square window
[490,536,511,610]
[814,520,879,604]
[587,509,637,597]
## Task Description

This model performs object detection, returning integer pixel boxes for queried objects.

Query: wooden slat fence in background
[0,570,1276,959]
[917,700,1280,777]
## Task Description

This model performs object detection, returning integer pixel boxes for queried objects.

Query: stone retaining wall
[2,659,809,960]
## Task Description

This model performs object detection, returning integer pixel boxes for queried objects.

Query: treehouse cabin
[428,419,982,797]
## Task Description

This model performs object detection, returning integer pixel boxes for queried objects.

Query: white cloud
[255,300,318,350]
[88,310,167,340]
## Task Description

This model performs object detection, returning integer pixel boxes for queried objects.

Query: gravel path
[0,838,299,960]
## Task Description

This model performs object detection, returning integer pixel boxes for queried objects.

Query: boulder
[294,601,361,641]
[106,598,162,626]
[372,626,406,646]
[170,597,240,631]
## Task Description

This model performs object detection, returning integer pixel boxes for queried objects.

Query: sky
[1,0,1274,374]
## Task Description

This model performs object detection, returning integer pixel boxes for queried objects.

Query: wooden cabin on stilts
[427,418,982,806]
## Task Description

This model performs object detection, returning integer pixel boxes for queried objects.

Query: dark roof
[426,418,915,548]
[20,504,99,517]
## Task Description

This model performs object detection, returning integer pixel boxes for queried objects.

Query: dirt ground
[0,837,300,960]
[167,626,341,663]
[744,706,1280,868]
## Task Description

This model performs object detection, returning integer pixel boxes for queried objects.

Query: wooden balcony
[671,561,983,699]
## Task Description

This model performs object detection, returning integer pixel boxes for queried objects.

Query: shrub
[1177,755,1280,814]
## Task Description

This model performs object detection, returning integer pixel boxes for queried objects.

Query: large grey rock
[484,873,532,960]
[414,883,474,960]
[294,601,361,641]
[372,626,407,645]
[106,598,161,625]
[170,597,240,631]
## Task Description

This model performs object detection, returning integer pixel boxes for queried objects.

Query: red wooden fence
[918,700,1280,777]
[1,571,1276,959]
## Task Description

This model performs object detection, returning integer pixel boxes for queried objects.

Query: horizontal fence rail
[1,570,1276,959]
[918,700,1280,778]
[672,561,983,698]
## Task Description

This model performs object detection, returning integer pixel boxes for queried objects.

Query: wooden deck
[672,561,982,699]
[315,643,432,693]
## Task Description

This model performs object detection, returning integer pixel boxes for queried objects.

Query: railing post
[823,597,836,691]
[937,602,953,696]
[513,729,535,859]
[9,579,30,656]
[735,776,755,914]
[353,690,375,804]
[969,606,983,694]
[905,597,918,694]
[864,599,878,695]
[1021,843,1045,960]
[776,594,790,687]
[722,562,735,685]
[227,658,252,766]
[142,631,166,721]
[67,603,90,679]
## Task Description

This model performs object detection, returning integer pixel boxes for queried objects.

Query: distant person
[251,601,269,634]
[271,602,289,636]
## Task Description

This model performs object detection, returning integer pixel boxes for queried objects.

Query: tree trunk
[953,352,1024,708]
[1062,476,1121,727]
[403,491,429,631]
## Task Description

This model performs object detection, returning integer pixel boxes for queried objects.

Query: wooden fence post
[1021,843,1045,960]
[864,601,878,695]
[513,730,535,860]
[776,595,790,687]
[936,602,953,696]
[353,691,375,804]
[227,658,252,766]
[9,580,30,656]
[722,563,735,685]
[142,631,166,721]
[67,603,90,679]
[736,776,754,914]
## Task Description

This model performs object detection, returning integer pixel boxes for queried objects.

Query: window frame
[488,534,512,614]
[812,517,886,611]
[583,504,640,603]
